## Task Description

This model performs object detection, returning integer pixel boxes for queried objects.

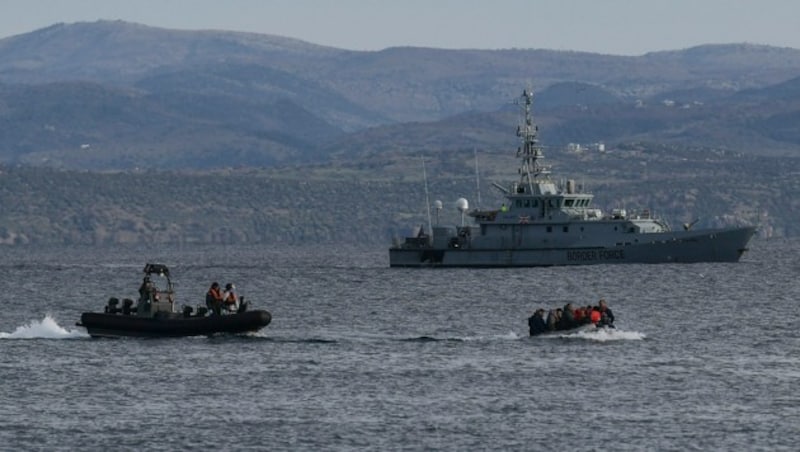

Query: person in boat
[545,308,561,331]
[222,283,238,312]
[138,276,152,302]
[584,305,595,324]
[137,276,158,314]
[589,306,602,325]
[573,306,586,324]
[558,303,578,330]
[598,299,615,328]
[206,282,223,315]
[528,309,547,336]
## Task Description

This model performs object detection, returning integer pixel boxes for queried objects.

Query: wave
[244,335,338,344]
[0,315,89,339]
[402,331,522,343]
[537,328,646,342]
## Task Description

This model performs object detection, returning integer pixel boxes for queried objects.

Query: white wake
[0,315,89,339]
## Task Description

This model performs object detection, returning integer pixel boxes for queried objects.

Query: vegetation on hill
[1,142,796,247]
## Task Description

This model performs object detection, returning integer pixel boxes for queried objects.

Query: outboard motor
[182,305,194,318]
[105,298,120,314]
[195,306,208,317]
[122,298,135,315]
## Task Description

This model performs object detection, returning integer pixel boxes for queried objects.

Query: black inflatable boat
[77,263,271,338]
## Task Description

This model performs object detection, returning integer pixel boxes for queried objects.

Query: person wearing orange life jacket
[573,306,585,324]
[589,306,602,325]
[222,283,238,312]
[206,282,223,315]
[585,305,594,323]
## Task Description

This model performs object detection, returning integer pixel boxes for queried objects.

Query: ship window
[532,200,538,207]
[563,226,569,233]
[516,200,522,208]
[546,226,552,233]
[564,199,574,207]
[580,226,584,232]
[524,200,530,207]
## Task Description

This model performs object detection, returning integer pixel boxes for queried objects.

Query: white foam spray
[0,315,89,339]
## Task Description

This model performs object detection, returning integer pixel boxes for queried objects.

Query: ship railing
[469,209,498,222]
[402,235,432,248]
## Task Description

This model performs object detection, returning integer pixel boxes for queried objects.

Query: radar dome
[455,198,469,213]
[434,200,443,210]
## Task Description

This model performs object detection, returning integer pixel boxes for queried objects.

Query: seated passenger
[223,283,238,312]
[528,309,547,336]
[206,282,223,315]
[558,303,577,330]
[585,305,594,324]
[545,309,560,331]
[589,306,602,325]
[598,299,615,327]
[573,307,585,324]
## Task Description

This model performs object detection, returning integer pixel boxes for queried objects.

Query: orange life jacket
[574,309,584,321]
[208,287,222,301]
[590,310,601,324]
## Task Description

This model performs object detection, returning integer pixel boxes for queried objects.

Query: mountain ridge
[1,20,800,170]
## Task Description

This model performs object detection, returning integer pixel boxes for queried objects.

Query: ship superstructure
[389,89,755,267]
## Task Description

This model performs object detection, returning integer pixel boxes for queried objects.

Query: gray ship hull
[390,226,755,267]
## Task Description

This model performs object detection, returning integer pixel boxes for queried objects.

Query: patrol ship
[389,89,756,267]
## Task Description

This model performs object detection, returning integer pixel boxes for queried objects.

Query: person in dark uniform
[528,309,547,336]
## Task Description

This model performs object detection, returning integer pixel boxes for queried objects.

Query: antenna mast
[474,148,482,209]
[516,88,550,192]
[422,157,433,236]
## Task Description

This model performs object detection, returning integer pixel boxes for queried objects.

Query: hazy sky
[1,0,799,55]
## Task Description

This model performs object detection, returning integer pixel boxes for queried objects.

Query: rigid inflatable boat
[77,263,271,338]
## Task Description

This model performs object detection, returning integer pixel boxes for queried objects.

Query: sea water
[1,239,798,451]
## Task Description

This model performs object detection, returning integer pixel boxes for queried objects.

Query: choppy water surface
[1,240,798,451]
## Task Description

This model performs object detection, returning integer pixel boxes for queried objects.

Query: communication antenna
[422,157,433,236]
[456,197,469,226]
[434,200,443,225]
[474,148,482,209]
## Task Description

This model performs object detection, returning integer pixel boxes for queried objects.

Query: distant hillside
[0,143,797,246]
[0,20,345,83]
[1,21,800,170]
[0,81,344,169]
[328,80,800,159]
